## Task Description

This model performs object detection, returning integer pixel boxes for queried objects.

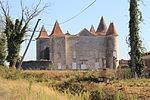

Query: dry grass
[101,79,150,99]
[1,68,150,100]
[0,78,70,100]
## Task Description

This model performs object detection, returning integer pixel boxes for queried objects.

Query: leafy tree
[128,0,144,78]
[0,33,7,65]
[0,0,48,67]
[4,17,27,67]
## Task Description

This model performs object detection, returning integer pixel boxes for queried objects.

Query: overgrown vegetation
[0,0,48,67]
[0,33,7,66]
[0,67,150,100]
[128,0,145,78]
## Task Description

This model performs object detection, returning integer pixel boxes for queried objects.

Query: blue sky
[2,0,150,61]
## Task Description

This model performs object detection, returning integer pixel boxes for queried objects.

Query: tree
[0,0,48,67]
[128,0,144,78]
[0,33,7,66]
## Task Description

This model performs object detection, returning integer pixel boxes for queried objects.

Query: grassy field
[0,67,150,100]
[0,78,71,100]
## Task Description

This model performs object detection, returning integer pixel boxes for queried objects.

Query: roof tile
[90,25,96,34]
[96,16,107,33]
[36,25,49,39]
[50,21,64,36]
[106,23,118,36]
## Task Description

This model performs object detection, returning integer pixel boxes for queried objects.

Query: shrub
[0,66,22,80]
[115,68,132,79]
[89,88,125,100]
[49,63,54,70]
[55,81,85,95]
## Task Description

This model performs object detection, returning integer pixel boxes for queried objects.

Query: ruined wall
[22,61,51,70]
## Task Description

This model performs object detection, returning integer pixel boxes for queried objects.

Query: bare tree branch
[0,0,8,17]
[0,0,49,67]
[24,0,49,24]
[1,0,49,25]
[19,0,24,19]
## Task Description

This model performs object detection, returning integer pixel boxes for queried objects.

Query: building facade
[36,17,119,70]
[142,52,150,73]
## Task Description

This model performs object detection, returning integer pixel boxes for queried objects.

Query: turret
[106,23,119,69]
[50,21,64,36]
[36,25,49,39]
[90,25,96,34]
[96,16,107,35]
[49,21,66,69]
[36,25,50,60]
[106,23,118,36]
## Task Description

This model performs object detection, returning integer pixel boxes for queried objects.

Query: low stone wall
[21,61,52,70]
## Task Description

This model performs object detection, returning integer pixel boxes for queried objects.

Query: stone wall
[65,36,107,69]
[143,55,150,72]
[52,36,66,69]
[36,39,50,60]
[36,35,118,70]
[22,61,51,70]
[106,36,119,69]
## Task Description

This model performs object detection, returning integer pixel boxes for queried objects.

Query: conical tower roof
[50,21,64,36]
[96,16,107,33]
[106,23,118,36]
[36,25,49,39]
[90,25,96,34]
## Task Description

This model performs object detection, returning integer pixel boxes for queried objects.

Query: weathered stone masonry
[36,16,119,70]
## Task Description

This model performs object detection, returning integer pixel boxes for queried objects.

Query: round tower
[36,25,50,60]
[106,23,119,69]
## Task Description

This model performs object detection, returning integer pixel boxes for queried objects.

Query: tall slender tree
[128,0,144,78]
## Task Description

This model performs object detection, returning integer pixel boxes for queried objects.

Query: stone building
[119,59,129,68]
[142,52,150,73]
[36,17,119,70]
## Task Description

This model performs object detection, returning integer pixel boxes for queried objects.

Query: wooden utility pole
[18,19,41,69]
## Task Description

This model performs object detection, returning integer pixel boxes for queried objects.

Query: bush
[55,81,85,95]
[49,63,54,70]
[89,87,125,100]
[115,68,132,79]
[0,66,22,80]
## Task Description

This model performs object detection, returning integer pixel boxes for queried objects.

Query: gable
[77,28,94,36]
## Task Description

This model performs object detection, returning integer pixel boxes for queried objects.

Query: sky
[1,0,150,61]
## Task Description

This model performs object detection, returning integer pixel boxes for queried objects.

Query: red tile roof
[90,25,96,34]
[50,21,64,36]
[106,23,118,36]
[36,25,49,39]
[96,16,107,33]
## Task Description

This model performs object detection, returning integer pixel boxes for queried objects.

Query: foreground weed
[28,80,33,93]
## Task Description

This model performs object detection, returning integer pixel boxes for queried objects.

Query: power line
[27,0,97,33]
[60,0,96,24]
[41,0,96,27]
